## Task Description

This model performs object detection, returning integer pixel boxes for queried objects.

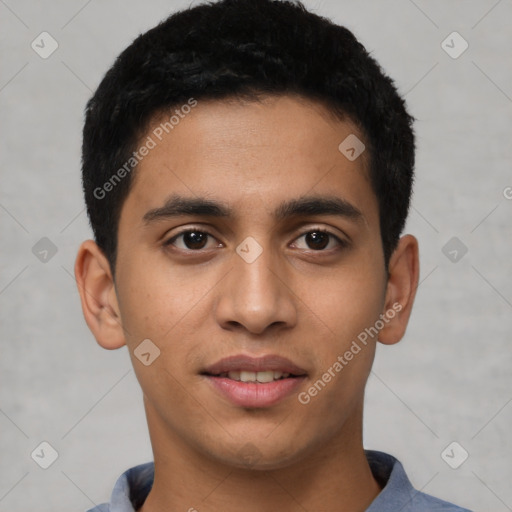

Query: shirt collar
[109,460,153,512]
[364,450,419,511]
[101,450,448,512]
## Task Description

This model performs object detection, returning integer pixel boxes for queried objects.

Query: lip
[202,354,308,376]
[202,354,308,408]
[205,375,306,408]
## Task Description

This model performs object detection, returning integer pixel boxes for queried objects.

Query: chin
[205,435,312,472]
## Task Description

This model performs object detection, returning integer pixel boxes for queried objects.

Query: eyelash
[163,226,349,252]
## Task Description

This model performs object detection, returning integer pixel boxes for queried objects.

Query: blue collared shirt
[86,450,472,511]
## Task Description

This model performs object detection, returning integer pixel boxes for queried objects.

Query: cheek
[117,264,207,415]
[294,272,383,429]
[115,256,223,403]
[115,252,209,342]
[303,263,386,348]
[294,252,386,405]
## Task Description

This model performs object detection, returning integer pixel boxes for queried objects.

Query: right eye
[164,228,222,251]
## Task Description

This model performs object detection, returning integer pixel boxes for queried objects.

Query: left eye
[165,230,219,250]
[292,230,344,251]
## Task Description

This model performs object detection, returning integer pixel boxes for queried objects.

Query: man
[74,0,472,510]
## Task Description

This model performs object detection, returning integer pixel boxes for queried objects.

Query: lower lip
[204,376,306,408]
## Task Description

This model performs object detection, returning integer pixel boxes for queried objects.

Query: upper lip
[203,354,308,376]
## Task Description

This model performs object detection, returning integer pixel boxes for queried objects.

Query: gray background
[1,0,511,511]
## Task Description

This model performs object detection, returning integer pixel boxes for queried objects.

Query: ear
[378,234,419,345]
[74,239,126,350]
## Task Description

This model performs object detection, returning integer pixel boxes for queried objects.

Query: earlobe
[378,234,419,345]
[74,240,127,350]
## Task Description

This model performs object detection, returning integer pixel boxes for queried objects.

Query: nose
[214,241,298,335]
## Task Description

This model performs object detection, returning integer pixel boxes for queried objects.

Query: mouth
[202,354,308,378]
[209,370,298,383]
[201,354,307,408]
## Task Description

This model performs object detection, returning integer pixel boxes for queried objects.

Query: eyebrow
[142,193,364,225]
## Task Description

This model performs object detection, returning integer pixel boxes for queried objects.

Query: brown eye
[165,229,217,250]
[181,231,208,249]
[293,229,346,251]
[305,231,330,250]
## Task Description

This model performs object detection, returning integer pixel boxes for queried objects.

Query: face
[77,95,415,470]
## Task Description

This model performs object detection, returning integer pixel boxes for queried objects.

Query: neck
[139,400,381,512]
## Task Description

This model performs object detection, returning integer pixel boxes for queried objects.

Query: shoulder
[84,461,154,512]
[365,450,473,512]
[406,489,473,511]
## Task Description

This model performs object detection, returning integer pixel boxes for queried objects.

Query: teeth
[255,371,274,383]
[227,371,291,382]
[240,371,257,382]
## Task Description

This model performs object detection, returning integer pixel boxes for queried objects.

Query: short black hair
[82,0,415,278]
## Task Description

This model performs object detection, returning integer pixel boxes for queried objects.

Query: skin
[75,95,419,512]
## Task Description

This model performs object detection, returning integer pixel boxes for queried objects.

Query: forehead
[119,95,377,229]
